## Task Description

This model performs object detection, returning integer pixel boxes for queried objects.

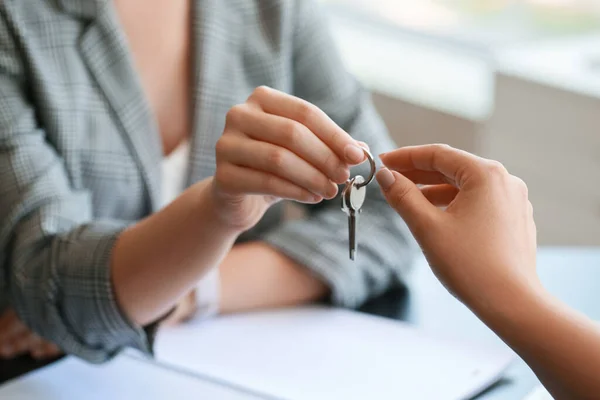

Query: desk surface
[2,247,599,399]
[399,247,600,399]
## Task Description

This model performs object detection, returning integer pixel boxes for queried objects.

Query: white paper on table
[0,355,262,400]
[523,385,554,400]
[155,306,515,400]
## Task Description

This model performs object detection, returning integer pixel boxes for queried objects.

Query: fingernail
[357,141,370,151]
[344,144,364,164]
[376,168,395,191]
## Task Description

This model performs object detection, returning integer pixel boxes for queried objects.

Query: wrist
[469,274,550,335]
[192,177,245,237]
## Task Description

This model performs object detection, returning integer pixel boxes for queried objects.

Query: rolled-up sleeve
[263,0,416,308]
[0,14,152,363]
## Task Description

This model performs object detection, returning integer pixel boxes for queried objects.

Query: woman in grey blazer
[0,0,413,362]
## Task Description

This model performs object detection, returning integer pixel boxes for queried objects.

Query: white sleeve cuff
[193,267,220,320]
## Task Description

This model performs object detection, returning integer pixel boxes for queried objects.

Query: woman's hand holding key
[213,86,368,232]
[108,86,367,328]
[376,144,538,309]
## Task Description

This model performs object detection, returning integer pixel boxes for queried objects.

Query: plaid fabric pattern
[0,0,415,363]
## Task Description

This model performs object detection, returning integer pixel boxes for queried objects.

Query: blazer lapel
[77,3,163,212]
[187,0,245,185]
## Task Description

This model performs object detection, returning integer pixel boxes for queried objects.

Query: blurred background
[320,0,600,246]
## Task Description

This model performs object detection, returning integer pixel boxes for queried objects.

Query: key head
[349,175,366,212]
[341,180,353,215]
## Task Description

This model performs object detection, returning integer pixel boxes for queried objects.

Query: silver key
[342,175,366,260]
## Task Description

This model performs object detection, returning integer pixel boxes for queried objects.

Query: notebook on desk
[523,385,554,400]
[0,306,514,400]
[154,306,514,400]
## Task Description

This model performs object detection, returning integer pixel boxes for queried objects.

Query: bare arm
[476,285,600,400]
[218,241,328,314]
[164,240,328,325]
[111,178,239,326]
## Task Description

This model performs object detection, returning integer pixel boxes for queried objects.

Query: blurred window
[320,0,600,48]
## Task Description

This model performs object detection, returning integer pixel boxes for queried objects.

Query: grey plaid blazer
[0,0,414,362]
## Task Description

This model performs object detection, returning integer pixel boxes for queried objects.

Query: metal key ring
[354,148,376,189]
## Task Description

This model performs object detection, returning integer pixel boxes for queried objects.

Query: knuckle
[214,136,232,158]
[429,143,451,169]
[296,101,317,125]
[513,176,529,196]
[324,152,341,175]
[283,121,302,147]
[250,85,271,102]
[486,160,508,177]
[430,143,452,152]
[215,165,235,188]
[454,162,471,185]
[329,128,342,146]
[429,143,452,159]
[391,183,412,208]
[225,104,248,126]
[267,148,286,169]
[262,173,278,193]
[214,137,226,154]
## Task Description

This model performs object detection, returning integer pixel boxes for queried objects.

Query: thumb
[376,168,439,229]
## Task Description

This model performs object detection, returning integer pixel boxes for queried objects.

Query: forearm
[112,178,240,326]
[219,241,328,314]
[473,282,600,400]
